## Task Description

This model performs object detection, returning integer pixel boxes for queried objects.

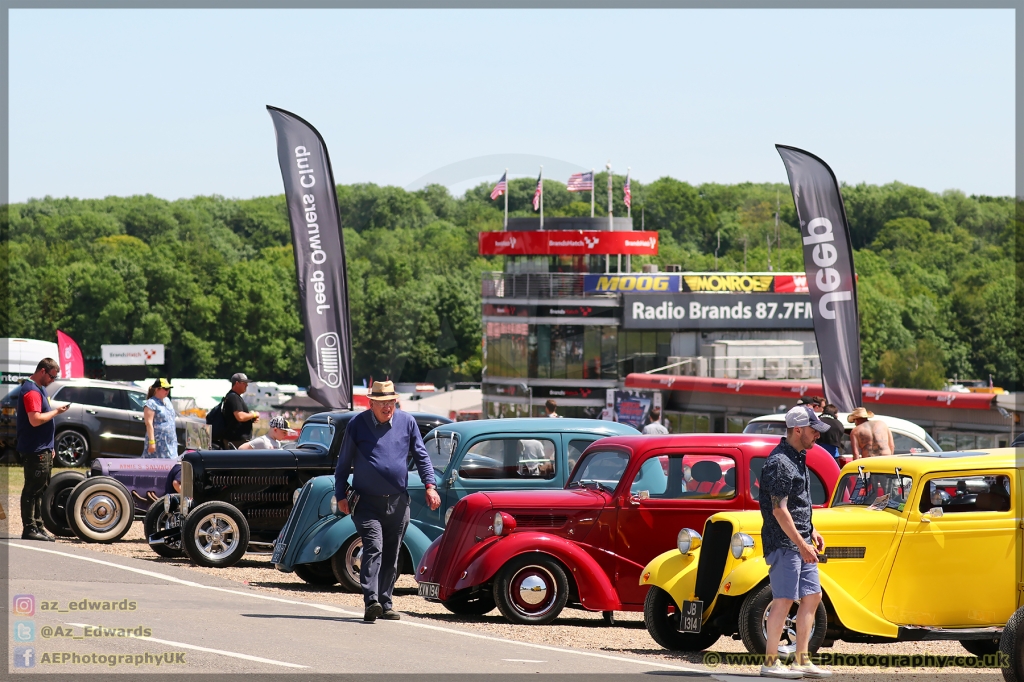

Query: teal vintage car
[272,418,638,591]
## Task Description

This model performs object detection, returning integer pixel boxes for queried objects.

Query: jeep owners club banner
[268,106,352,410]
[777,145,861,412]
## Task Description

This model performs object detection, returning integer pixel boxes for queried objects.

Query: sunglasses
[46,372,59,380]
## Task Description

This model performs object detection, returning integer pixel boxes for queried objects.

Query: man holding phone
[17,358,71,541]
[758,405,832,679]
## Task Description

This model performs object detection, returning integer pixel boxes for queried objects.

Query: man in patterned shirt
[758,405,832,679]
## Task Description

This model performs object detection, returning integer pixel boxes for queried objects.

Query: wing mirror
[922,507,944,522]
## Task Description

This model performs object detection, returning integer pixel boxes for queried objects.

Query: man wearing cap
[222,373,259,450]
[335,380,441,623]
[758,405,832,679]
[848,407,893,459]
[239,417,298,450]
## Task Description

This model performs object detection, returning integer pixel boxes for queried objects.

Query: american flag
[567,171,594,192]
[532,172,542,210]
[624,175,632,209]
[490,172,507,200]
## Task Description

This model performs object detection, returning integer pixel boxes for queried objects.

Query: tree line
[1,174,1017,390]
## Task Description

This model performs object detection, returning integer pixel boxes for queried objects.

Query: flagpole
[606,161,613,232]
[503,167,508,230]
[539,165,544,230]
[626,167,631,218]
[590,168,595,218]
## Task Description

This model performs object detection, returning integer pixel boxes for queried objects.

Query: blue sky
[9,8,1015,203]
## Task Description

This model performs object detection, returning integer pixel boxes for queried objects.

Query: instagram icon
[13,595,35,616]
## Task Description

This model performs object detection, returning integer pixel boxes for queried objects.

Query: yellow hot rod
[640,449,1023,679]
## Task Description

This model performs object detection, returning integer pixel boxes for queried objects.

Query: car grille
[230,492,292,503]
[245,508,292,519]
[693,520,733,606]
[273,482,312,559]
[111,473,164,492]
[513,514,568,529]
[825,546,866,559]
[433,500,472,586]
[210,475,290,486]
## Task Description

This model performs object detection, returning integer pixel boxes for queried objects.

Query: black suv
[1,379,204,467]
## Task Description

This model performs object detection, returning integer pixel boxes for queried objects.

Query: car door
[881,470,1016,626]
[614,447,744,606]
[123,390,150,450]
[445,433,563,512]
[83,386,137,456]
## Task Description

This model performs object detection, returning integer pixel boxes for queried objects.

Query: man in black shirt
[222,373,259,449]
[818,404,845,462]
[758,406,832,679]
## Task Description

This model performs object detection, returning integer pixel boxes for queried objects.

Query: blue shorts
[766,548,821,601]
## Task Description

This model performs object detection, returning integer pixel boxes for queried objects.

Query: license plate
[417,582,440,601]
[271,543,286,564]
[678,599,703,633]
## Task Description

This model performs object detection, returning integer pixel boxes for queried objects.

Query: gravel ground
[2,470,1003,678]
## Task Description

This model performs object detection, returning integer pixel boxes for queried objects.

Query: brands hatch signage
[583,273,810,294]
[101,344,165,366]
[478,231,659,256]
[483,304,616,319]
[623,293,814,330]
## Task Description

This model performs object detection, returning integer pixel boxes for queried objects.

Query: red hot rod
[415,434,840,624]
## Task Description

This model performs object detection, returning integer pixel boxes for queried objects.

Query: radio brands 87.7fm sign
[583,272,809,294]
[623,293,814,330]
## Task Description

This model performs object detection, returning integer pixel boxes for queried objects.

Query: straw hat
[847,407,875,422]
[368,380,398,401]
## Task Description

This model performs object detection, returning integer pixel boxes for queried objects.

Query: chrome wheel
[193,513,240,561]
[508,565,557,618]
[55,431,89,467]
[344,537,363,584]
[82,493,122,533]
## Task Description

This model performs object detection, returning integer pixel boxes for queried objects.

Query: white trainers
[791,662,832,678]
[760,661,804,678]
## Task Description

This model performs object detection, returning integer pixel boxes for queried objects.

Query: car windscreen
[832,471,913,510]
[568,449,630,492]
[743,421,786,436]
[421,432,457,476]
[298,422,334,447]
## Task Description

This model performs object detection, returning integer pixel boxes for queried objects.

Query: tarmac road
[5,539,710,677]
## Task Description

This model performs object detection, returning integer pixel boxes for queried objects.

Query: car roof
[426,418,638,438]
[304,410,452,426]
[748,411,928,439]
[839,448,1018,477]
[51,379,145,391]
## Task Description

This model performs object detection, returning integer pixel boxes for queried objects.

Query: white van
[743,411,941,456]
[1,337,59,400]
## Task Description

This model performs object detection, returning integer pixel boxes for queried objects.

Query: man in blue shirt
[335,381,440,622]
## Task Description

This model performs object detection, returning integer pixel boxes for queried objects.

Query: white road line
[503,659,546,662]
[8,541,705,674]
[63,622,307,669]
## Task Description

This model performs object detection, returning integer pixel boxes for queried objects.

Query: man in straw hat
[848,407,894,459]
[335,380,440,623]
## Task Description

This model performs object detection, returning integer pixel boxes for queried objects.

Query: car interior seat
[718,467,735,497]
[974,490,1011,512]
[687,460,724,496]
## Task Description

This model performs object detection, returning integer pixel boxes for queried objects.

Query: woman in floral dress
[143,378,178,458]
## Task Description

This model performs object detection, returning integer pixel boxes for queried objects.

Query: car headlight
[330,495,338,515]
[293,489,301,505]
[730,532,755,559]
[492,511,516,537]
[676,528,702,554]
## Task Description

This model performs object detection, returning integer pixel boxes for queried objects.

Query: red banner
[56,330,85,379]
[624,374,997,411]
[479,231,659,256]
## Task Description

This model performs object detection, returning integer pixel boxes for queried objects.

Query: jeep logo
[315,332,342,388]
